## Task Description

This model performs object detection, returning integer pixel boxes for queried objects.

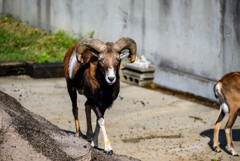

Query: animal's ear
[120,50,129,59]
[90,50,99,57]
[114,37,137,63]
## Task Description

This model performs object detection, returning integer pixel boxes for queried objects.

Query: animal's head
[76,37,137,85]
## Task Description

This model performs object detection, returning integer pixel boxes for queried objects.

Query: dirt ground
[0,75,240,161]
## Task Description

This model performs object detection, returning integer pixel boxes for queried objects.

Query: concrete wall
[222,0,240,74]
[1,0,240,100]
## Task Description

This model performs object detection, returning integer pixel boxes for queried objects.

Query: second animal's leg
[225,108,238,156]
[85,105,93,142]
[68,86,83,137]
[213,108,225,152]
[92,106,113,154]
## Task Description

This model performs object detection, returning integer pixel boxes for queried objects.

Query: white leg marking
[226,128,231,134]
[230,148,238,156]
[226,145,238,156]
[215,84,221,96]
[68,52,78,79]
[98,118,112,152]
[221,103,229,113]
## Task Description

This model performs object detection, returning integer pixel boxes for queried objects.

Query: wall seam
[220,0,226,75]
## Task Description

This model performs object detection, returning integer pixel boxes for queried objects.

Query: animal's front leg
[85,105,93,142]
[92,106,113,155]
[91,120,100,148]
[98,118,113,154]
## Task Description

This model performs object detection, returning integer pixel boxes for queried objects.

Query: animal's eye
[99,59,105,65]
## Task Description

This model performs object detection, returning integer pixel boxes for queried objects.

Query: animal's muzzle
[105,67,116,85]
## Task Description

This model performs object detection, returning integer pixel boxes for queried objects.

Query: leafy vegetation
[0,15,94,63]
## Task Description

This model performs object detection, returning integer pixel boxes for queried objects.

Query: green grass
[0,15,94,63]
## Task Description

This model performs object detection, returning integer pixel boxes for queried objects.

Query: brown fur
[64,37,136,154]
[64,42,78,80]
[213,72,240,156]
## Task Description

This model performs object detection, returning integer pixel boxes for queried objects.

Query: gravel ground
[0,75,240,161]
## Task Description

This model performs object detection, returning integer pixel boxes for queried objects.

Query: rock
[0,91,139,161]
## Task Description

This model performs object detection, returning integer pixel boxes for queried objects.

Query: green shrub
[0,15,94,63]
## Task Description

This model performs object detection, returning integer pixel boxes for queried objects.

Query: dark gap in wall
[2,0,6,14]
[141,0,145,55]
[37,0,41,28]
[234,0,240,46]
[46,0,51,31]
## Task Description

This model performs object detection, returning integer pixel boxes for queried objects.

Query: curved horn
[76,38,107,63]
[114,37,137,63]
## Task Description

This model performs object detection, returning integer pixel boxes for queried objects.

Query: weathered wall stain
[141,0,145,56]
[234,0,240,46]
[46,0,51,31]
[1,0,5,13]
[160,0,172,15]
[37,0,41,28]
[1,0,240,100]
[119,7,128,29]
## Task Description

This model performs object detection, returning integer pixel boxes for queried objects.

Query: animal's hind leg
[225,108,238,156]
[213,108,225,152]
[68,86,83,137]
[73,106,84,137]
[85,105,93,141]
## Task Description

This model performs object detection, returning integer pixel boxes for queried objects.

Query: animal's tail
[214,82,225,104]
[213,83,219,98]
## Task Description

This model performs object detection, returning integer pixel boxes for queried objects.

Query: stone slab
[122,69,154,80]
[123,63,155,73]
[0,61,26,76]
[26,61,64,78]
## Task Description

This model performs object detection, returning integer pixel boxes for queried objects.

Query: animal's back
[217,72,240,104]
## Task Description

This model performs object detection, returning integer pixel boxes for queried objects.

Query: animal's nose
[108,77,115,82]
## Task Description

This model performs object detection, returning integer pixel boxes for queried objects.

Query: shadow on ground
[200,129,240,155]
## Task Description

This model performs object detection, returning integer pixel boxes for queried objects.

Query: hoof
[75,132,85,138]
[93,146,98,149]
[104,150,113,155]
[91,141,98,148]
[87,137,92,142]
[233,153,239,157]
[81,135,87,140]
[76,133,87,139]
[231,151,239,157]
[214,148,221,153]
[86,132,93,142]
[215,149,221,153]
[213,145,221,153]
[226,146,238,156]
